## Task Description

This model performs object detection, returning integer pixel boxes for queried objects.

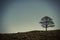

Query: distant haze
[0,0,60,33]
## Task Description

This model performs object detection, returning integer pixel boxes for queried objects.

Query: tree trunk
[46,26,47,32]
[45,25,47,40]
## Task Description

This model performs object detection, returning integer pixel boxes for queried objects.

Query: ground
[0,30,60,40]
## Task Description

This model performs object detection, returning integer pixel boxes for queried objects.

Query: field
[0,30,60,40]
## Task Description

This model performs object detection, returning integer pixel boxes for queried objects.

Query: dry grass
[0,30,60,40]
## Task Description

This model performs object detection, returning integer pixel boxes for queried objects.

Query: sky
[0,0,60,33]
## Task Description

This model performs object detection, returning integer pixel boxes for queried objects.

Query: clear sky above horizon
[0,0,60,33]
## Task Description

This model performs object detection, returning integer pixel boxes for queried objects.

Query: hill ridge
[0,30,60,40]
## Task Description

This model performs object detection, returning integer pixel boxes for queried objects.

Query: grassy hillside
[0,30,60,40]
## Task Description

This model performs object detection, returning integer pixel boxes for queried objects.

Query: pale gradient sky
[0,0,60,33]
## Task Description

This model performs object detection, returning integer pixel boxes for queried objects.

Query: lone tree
[40,16,55,32]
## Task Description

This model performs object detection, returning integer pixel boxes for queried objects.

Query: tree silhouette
[40,16,55,32]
